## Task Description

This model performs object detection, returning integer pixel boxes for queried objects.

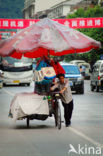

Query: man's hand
[59,89,64,94]
[50,87,53,91]
[59,87,66,94]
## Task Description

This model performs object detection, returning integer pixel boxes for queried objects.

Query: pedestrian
[50,74,74,127]
[79,65,83,73]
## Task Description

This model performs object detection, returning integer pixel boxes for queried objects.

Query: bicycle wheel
[57,103,61,130]
[54,101,61,130]
[54,112,57,127]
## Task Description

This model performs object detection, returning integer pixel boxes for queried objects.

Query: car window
[62,65,80,75]
[84,65,89,68]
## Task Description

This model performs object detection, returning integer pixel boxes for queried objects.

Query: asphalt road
[0,80,103,156]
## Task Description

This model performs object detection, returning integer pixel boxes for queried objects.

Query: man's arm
[50,83,59,91]
[60,79,69,94]
[59,87,67,94]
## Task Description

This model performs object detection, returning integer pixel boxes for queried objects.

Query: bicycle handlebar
[49,91,60,95]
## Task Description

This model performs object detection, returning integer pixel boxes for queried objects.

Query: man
[50,74,74,127]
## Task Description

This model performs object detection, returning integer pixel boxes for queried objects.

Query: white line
[69,127,103,149]
[49,117,103,149]
[3,88,14,96]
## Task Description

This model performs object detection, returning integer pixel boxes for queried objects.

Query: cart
[9,91,62,130]
[23,91,61,130]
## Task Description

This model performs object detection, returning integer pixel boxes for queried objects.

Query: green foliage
[67,8,85,18]
[0,0,24,19]
[66,5,103,65]
[67,5,103,19]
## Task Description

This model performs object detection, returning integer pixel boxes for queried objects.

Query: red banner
[0,18,103,29]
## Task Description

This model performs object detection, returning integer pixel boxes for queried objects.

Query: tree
[66,5,103,66]
[0,0,24,19]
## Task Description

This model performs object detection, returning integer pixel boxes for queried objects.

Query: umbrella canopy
[0,18,101,59]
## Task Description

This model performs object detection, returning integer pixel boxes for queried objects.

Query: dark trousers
[62,100,74,124]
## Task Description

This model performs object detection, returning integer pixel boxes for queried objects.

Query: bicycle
[48,91,62,130]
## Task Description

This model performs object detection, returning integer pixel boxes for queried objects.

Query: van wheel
[91,85,95,91]
[27,117,30,128]
[96,85,99,92]
[80,88,84,94]
[3,83,6,86]
[26,83,30,86]
[76,87,84,94]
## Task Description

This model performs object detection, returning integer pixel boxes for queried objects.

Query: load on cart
[0,18,101,129]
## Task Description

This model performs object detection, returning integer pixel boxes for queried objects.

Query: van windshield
[2,57,32,67]
[1,57,33,72]
[76,62,85,65]
[62,65,80,75]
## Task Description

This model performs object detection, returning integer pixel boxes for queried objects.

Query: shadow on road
[14,124,55,130]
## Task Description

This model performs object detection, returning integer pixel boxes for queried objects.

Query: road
[0,80,103,156]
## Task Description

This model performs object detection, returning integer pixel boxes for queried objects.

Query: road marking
[86,91,103,95]
[49,118,103,149]
[3,88,14,96]
[86,91,97,95]
[69,127,103,149]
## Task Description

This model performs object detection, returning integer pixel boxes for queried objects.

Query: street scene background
[0,81,103,156]
[0,0,103,156]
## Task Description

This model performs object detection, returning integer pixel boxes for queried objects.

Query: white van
[0,57,33,86]
[90,60,103,92]
[78,62,91,79]
[69,60,91,79]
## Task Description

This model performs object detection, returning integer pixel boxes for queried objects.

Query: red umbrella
[0,18,101,59]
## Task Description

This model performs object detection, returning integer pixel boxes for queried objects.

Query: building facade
[23,0,35,19]
[23,0,95,19]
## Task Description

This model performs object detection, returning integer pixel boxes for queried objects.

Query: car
[90,60,103,92]
[60,62,84,94]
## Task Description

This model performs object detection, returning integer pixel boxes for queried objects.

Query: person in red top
[50,59,65,76]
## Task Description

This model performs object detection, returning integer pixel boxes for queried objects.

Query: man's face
[59,76,65,84]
